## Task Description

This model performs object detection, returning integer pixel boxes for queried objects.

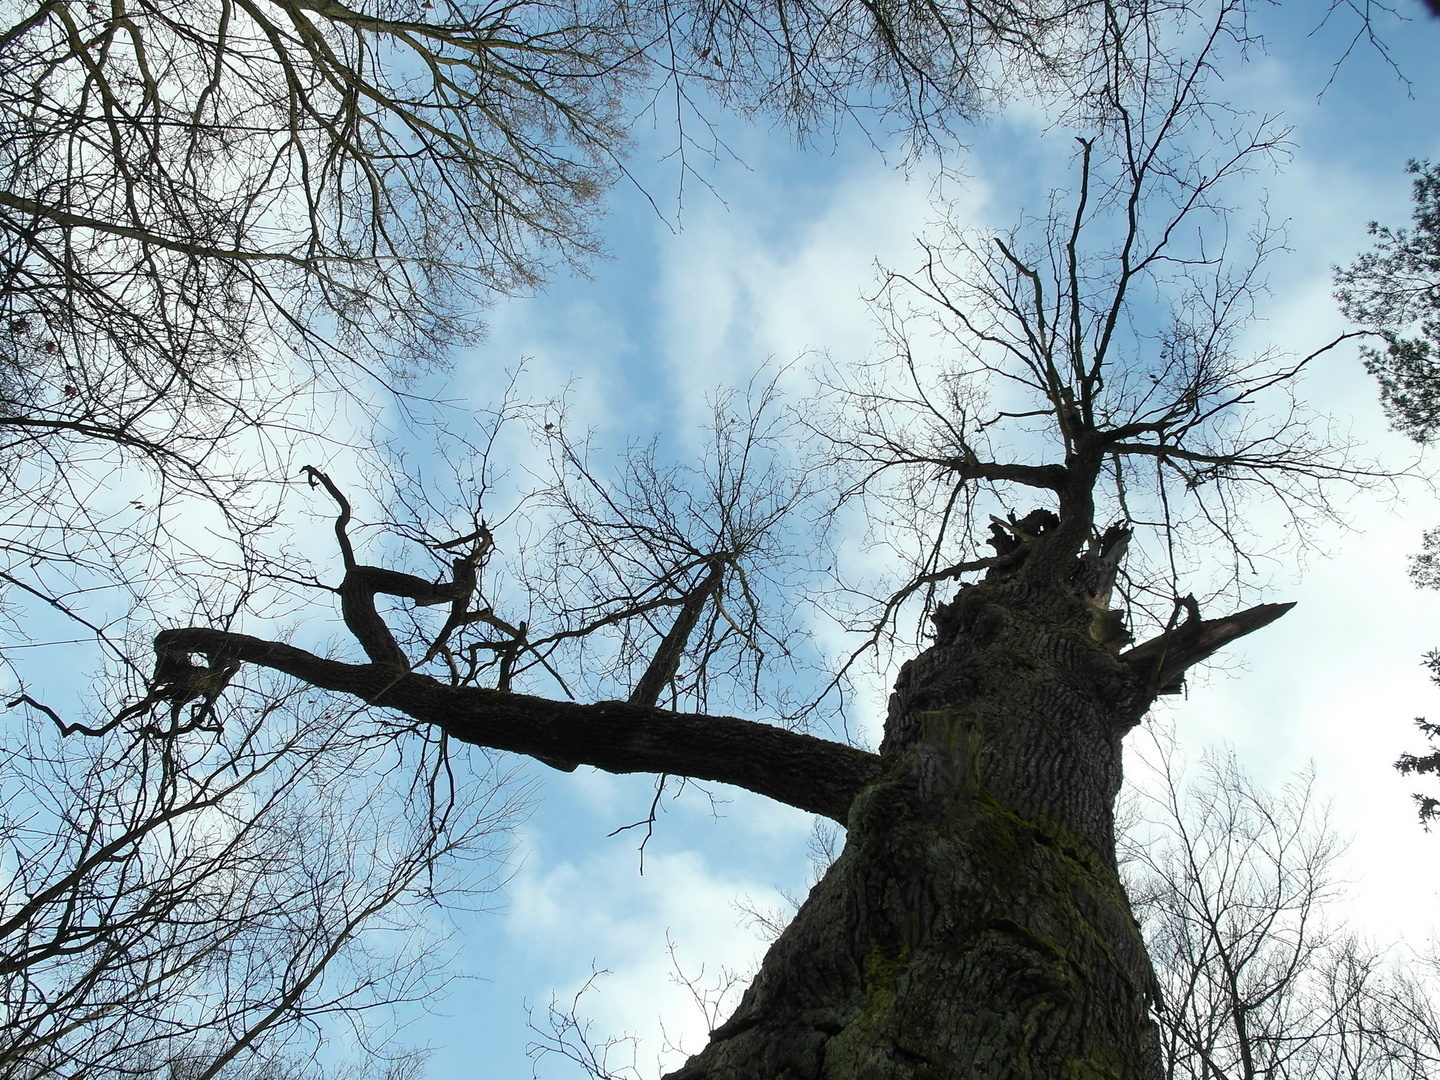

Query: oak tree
[129,4,1396,1076]
[0,1,1245,1074]
[2,0,1259,1074]
[2,0,1423,1076]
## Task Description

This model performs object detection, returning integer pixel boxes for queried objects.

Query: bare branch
[152,626,883,822]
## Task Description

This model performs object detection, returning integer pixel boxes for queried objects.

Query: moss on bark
[667,582,1162,1080]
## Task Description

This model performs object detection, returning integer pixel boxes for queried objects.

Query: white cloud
[506,816,798,1078]
[652,157,982,439]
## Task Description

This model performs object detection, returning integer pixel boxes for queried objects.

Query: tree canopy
[2,0,1438,1076]
[2,0,1289,1074]
[1336,159,1440,444]
[105,3,1420,1076]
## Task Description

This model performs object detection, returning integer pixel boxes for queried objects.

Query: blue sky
[321,5,1440,1077]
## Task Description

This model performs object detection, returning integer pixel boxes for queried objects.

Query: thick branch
[629,559,726,707]
[302,466,480,669]
[952,453,1068,490]
[153,628,884,822]
[1121,601,1295,695]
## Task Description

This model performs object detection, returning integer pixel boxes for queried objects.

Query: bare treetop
[814,7,1393,659]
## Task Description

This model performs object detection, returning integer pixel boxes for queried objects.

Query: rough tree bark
[664,517,1290,1080]
[152,499,1288,1080]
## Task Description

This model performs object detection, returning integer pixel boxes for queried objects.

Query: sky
[320,5,1440,1077]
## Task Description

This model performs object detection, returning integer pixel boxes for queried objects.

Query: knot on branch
[149,649,240,730]
[91,645,243,737]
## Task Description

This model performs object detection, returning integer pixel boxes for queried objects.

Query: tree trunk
[668,579,1163,1080]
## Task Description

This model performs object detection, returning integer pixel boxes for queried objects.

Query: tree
[1393,658,1440,826]
[1335,159,1440,445]
[127,3,1404,1075]
[1335,161,1440,827]
[0,2,640,1072]
[0,0,1270,787]
[0,1,1194,1073]
[1121,730,1440,1080]
[0,672,528,1080]
[0,0,642,686]
[0,0,1169,500]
